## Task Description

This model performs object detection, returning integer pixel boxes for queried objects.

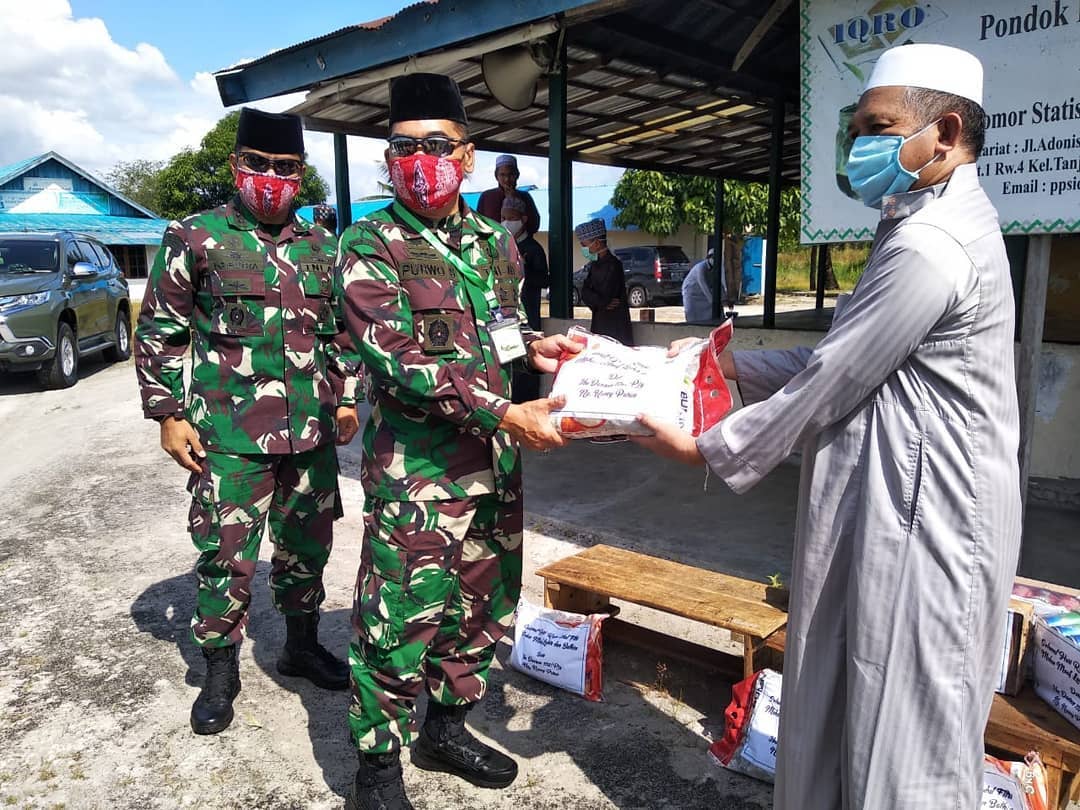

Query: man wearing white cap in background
[477,154,542,236]
[633,44,1020,809]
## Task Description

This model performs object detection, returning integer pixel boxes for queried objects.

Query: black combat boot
[411,701,517,788]
[276,612,350,690]
[190,645,241,735]
[345,750,415,810]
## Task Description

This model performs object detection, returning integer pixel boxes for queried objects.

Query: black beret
[388,73,468,127]
[235,107,304,155]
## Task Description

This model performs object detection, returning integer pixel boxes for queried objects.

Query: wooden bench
[535,544,788,679]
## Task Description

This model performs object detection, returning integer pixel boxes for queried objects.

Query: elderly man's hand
[527,334,582,374]
[666,339,737,380]
[629,413,705,466]
[499,396,568,451]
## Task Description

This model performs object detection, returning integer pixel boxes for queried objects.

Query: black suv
[613,245,690,307]
[0,231,131,388]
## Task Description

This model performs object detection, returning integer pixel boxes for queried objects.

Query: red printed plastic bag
[550,321,734,439]
[510,598,606,701]
[708,668,782,783]
[982,753,1049,810]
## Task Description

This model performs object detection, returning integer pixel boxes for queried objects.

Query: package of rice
[549,320,734,439]
[510,597,607,701]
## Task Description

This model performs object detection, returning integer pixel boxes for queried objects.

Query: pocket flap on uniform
[299,261,334,298]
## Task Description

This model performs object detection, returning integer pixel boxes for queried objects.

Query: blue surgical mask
[581,246,597,261]
[845,119,942,208]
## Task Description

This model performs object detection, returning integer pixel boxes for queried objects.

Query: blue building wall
[0,158,145,217]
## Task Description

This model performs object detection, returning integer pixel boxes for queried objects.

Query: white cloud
[0,1,624,210]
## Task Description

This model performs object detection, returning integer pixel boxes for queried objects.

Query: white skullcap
[863,43,983,107]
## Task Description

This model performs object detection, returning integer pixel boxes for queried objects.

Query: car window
[657,246,689,263]
[0,239,60,273]
[66,241,84,267]
[90,242,114,270]
[76,240,101,268]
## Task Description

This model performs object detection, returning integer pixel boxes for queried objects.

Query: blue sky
[4,1,622,203]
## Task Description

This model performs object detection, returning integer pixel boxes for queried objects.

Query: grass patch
[37,764,56,782]
[774,243,871,293]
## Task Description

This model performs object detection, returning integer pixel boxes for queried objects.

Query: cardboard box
[1031,612,1080,733]
[1013,576,1080,613]
[996,598,1035,696]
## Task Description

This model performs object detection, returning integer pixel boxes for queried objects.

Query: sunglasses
[237,152,304,177]
[387,135,468,158]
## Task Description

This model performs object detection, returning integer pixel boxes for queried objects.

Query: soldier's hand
[160,416,206,473]
[526,334,583,374]
[499,396,568,451]
[336,405,360,445]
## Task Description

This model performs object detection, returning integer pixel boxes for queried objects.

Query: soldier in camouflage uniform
[134,108,362,736]
[335,74,579,810]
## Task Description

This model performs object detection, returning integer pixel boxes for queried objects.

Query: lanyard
[392,202,503,319]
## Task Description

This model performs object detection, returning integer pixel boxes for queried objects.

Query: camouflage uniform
[336,200,537,753]
[135,197,360,647]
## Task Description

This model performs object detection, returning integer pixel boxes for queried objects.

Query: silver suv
[0,231,131,388]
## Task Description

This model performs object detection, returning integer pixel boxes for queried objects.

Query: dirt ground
[0,358,774,810]
[3,354,1079,810]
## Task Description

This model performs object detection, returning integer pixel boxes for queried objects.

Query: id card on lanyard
[393,202,526,364]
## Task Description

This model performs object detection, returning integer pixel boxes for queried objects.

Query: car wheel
[37,322,78,389]
[572,287,581,306]
[627,286,648,308]
[104,307,132,362]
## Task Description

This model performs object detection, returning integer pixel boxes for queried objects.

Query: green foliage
[611,170,802,250]
[105,159,164,213]
[112,111,331,221]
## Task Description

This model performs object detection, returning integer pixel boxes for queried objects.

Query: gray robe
[697,164,1021,810]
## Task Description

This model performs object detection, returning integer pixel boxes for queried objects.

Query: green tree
[152,111,331,220]
[105,159,164,213]
[611,170,802,250]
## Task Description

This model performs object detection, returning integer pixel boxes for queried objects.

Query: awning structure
[217,0,800,184]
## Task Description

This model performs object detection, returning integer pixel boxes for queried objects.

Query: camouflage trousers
[187,445,340,648]
[348,494,523,753]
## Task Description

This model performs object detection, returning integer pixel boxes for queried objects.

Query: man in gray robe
[634,44,1021,809]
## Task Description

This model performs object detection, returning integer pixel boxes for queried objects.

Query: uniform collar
[226,196,311,237]
[880,162,979,221]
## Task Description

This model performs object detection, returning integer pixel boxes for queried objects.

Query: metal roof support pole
[547,36,572,320]
[763,98,784,329]
[712,177,725,321]
[333,133,352,237]
[1017,234,1051,526]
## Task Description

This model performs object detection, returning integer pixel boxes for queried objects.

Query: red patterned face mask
[235,168,300,221]
[389,153,463,216]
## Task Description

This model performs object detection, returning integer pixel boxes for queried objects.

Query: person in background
[477,154,541,237]
[501,194,550,403]
[682,247,718,324]
[575,218,632,346]
[135,107,361,737]
[313,202,338,234]
[631,44,1021,810]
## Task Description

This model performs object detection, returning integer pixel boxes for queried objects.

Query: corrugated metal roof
[216,0,799,182]
[0,214,168,245]
[0,151,160,219]
[0,154,50,186]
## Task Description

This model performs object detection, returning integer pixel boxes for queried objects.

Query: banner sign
[801,0,1080,243]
